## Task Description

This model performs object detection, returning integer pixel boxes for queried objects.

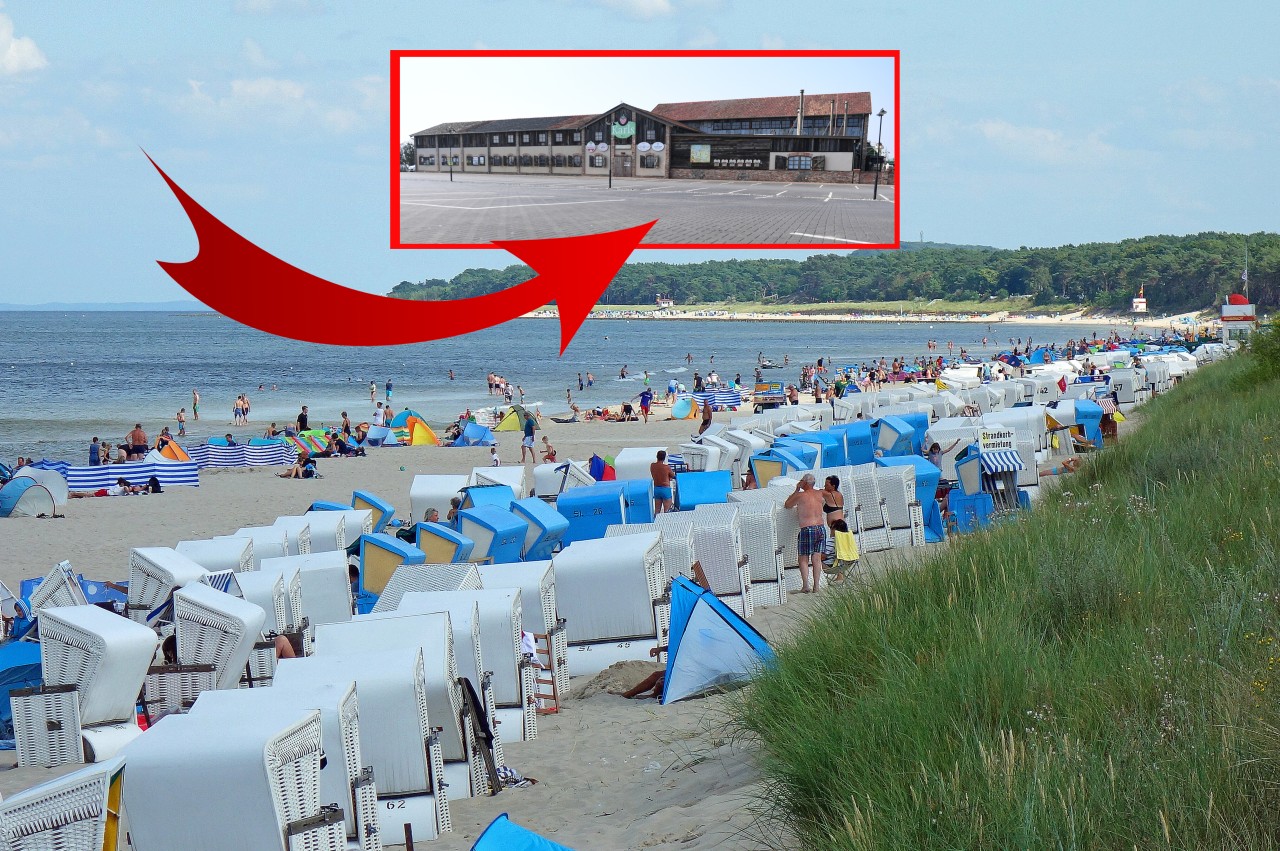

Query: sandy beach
[1,408,899,849]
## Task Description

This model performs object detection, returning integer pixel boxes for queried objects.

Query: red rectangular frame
[390,49,900,250]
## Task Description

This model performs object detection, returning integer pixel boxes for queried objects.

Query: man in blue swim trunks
[651,450,674,515]
[784,473,827,593]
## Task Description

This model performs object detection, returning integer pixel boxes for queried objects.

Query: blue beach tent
[661,577,775,704]
[451,422,497,447]
[472,813,575,851]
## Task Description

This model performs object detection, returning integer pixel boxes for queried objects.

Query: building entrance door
[611,154,633,177]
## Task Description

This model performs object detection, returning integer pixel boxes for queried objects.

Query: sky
[0,0,1277,304]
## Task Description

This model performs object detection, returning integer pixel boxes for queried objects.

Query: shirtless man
[126,423,148,460]
[783,473,826,593]
[650,450,674,514]
[192,388,200,421]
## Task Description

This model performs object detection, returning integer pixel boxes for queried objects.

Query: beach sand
[1,407,891,849]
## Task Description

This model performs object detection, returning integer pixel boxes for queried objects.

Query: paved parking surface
[398,172,895,246]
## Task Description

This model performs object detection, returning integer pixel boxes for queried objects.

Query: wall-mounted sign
[652,141,665,152]
[637,141,651,153]
[597,143,609,153]
[979,429,1016,452]
[611,113,635,139]
[585,141,597,153]
[690,143,710,164]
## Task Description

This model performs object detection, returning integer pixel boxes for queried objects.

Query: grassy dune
[737,352,1280,849]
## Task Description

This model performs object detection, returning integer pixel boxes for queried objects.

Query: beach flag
[935,378,948,391]
[1057,375,1068,393]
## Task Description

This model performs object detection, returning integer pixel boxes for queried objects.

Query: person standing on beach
[651,450,674,514]
[296,406,309,433]
[126,424,148,460]
[784,473,826,593]
[176,408,187,436]
[578,373,584,391]
[633,387,654,423]
[192,389,200,421]
[88,437,101,466]
[698,398,714,434]
[341,411,352,437]
[586,372,595,387]
[385,379,393,403]
[369,381,377,402]
[372,402,385,427]
[520,411,537,463]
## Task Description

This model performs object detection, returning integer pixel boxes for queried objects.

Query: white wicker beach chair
[127,547,208,624]
[531,460,595,499]
[400,589,535,743]
[272,516,314,555]
[174,582,268,690]
[875,466,925,549]
[849,465,892,553]
[722,429,769,482]
[11,683,83,768]
[688,505,753,618]
[307,508,373,538]
[261,551,353,628]
[191,680,384,850]
[0,756,125,851]
[237,571,288,635]
[729,487,803,591]
[123,707,339,851]
[176,536,254,574]
[734,501,787,608]
[552,533,665,644]
[251,563,310,650]
[311,616,488,800]
[371,563,484,613]
[38,604,158,727]
[273,649,450,837]
[27,561,87,613]
[612,447,670,482]
[143,662,218,719]
[411,474,469,521]
[471,465,528,500]
[232,525,293,568]
[296,512,347,553]
[678,442,720,472]
[477,560,566,711]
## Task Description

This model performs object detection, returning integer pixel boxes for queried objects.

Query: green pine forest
[388,231,1275,313]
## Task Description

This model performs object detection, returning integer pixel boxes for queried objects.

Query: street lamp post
[873,108,887,201]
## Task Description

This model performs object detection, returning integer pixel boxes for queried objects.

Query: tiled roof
[412,115,593,136]
[650,92,873,122]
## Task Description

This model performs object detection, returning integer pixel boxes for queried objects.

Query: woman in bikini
[822,475,845,529]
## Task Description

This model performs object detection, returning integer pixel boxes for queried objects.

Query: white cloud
[595,0,672,19]
[0,11,47,75]
[974,119,1118,167]
[228,76,305,103]
[242,37,276,70]
[233,0,323,13]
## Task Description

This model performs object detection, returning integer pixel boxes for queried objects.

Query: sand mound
[574,660,663,699]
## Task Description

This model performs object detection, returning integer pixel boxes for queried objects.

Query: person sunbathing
[277,451,317,479]
[616,647,666,699]
[1041,456,1081,476]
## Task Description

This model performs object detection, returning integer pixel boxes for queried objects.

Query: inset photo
[394,50,898,249]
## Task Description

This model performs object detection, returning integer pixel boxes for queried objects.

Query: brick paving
[399,172,895,246]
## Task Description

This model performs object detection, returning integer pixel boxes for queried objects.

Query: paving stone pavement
[399,172,895,246]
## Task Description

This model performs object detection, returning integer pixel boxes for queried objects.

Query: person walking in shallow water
[192,389,200,421]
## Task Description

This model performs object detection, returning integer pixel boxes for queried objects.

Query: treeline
[388,231,1276,312]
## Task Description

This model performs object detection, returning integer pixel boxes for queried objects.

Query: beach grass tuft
[735,350,1280,849]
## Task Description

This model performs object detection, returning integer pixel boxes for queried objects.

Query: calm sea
[0,311,1112,463]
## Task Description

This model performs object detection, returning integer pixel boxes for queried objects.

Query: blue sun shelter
[831,419,875,466]
[415,522,475,564]
[351,490,395,532]
[661,576,774,705]
[460,484,516,511]
[451,421,497,447]
[458,505,529,565]
[509,497,569,560]
[356,533,425,613]
[877,454,945,542]
[784,430,846,468]
[556,484,628,545]
[770,438,817,469]
[472,813,575,851]
[872,416,915,457]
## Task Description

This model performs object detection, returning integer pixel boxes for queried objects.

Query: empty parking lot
[398,172,895,246]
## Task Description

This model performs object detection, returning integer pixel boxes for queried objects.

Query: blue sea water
[0,311,1103,463]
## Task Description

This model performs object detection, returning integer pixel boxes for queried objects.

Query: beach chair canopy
[661,577,774,704]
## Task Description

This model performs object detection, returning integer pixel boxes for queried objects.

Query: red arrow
[146,153,654,353]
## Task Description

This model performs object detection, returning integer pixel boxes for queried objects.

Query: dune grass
[736,352,1280,849]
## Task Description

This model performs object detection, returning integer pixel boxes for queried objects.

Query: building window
[787,155,813,170]
[505,155,517,166]
[507,134,515,144]
[520,154,532,166]
[554,132,564,144]
[419,155,433,166]
[594,130,604,142]
[522,133,530,144]
[553,154,565,167]
[467,155,485,166]
[492,134,500,144]
[645,129,657,141]
[640,155,660,169]
[537,132,547,144]
[569,154,583,167]
[572,131,582,143]
[450,155,459,166]
[590,155,606,168]
[536,154,548,167]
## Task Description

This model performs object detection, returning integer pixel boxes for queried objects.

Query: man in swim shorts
[651,450,674,514]
[520,411,537,463]
[784,473,827,593]
[126,424,148,460]
[191,389,200,421]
